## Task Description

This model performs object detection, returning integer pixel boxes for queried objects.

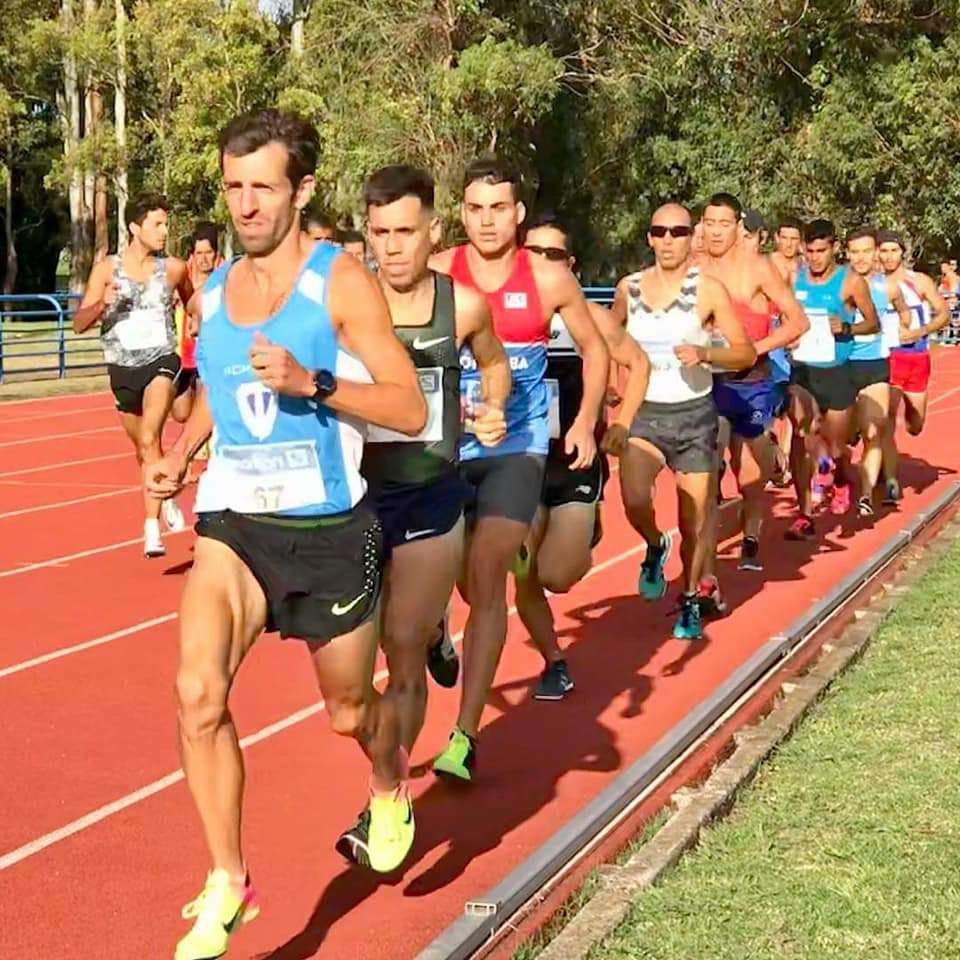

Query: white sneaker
[144,519,165,558]
[162,497,186,532]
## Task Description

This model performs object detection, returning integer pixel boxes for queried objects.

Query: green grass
[587,537,960,960]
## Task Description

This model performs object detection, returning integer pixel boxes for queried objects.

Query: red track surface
[3,352,960,959]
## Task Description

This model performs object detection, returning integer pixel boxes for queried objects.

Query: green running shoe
[433,728,476,783]
[673,592,702,641]
[638,532,672,600]
[511,543,531,579]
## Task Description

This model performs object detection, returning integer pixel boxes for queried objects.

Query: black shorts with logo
[461,453,547,527]
[790,362,857,412]
[175,367,199,397]
[543,454,608,509]
[372,470,466,558]
[195,502,383,648]
[108,352,181,415]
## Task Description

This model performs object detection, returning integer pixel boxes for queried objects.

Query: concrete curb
[535,516,960,960]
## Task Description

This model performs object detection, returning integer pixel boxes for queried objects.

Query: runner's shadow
[162,559,194,576]
[259,590,690,955]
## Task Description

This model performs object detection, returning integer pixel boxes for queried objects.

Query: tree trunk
[3,121,17,295]
[114,0,128,252]
[291,0,305,57]
[82,0,98,265]
[61,0,87,293]
[91,90,109,262]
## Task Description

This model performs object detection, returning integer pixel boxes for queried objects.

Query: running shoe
[673,593,703,641]
[175,869,259,960]
[336,786,415,874]
[857,495,875,518]
[785,515,815,541]
[696,575,728,617]
[533,659,574,701]
[144,519,165,558]
[511,543,531,579]
[883,478,903,506]
[811,456,833,507]
[638,532,672,600]
[433,727,476,783]
[163,496,187,532]
[426,615,459,688]
[831,483,852,516]
[738,536,763,572]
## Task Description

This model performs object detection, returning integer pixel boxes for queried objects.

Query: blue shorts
[713,377,779,439]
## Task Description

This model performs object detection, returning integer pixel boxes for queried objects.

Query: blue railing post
[57,302,66,378]
[0,309,5,384]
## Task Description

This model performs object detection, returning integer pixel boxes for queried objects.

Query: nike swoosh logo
[331,593,366,616]
[404,528,437,541]
[412,335,449,350]
[404,801,413,825]
[577,485,592,494]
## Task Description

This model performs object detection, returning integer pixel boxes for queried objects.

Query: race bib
[547,378,561,439]
[195,439,326,514]
[881,309,901,352]
[644,339,682,373]
[368,367,444,444]
[114,307,169,351]
[791,309,835,363]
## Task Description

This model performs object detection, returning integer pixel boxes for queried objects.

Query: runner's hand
[674,344,705,367]
[249,332,313,396]
[829,315,845,334]
[605,385,622,408]
[144,455,187,500]
[472,403,507,447]
[565,417,597,470]
[102,279,118,308]
[601,423,629,457]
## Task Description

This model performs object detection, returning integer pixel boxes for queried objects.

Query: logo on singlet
[236,382,278,440]
[504,292,528,310]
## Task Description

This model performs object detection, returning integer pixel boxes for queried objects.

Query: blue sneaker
[638,532,672,600]
[673,593,702,640]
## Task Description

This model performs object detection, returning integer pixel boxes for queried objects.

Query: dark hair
[364,164,435,211]
[804,218,836,243]
[777,216,804,233]
[303,207,334,231]
[218,109,318,189]
[524,209,571,247]
[705,192,742,219]
[463,155,521,202]
[125,192,168,236]
[846,225,877,245]
[192,221,219,252]
[338,228,365,246]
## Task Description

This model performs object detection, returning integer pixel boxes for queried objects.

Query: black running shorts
[790,362,857,412]
[542,454,608,509]
[195,503,383,647]
[460,453,547,527]
[108,352,181,415]
[848,358,890,394]
[629,395,718,474]
[372,470,466,558]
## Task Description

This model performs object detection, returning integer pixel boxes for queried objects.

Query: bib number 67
[253,484,284,512]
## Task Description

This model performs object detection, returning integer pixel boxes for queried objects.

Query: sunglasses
[648,225,692,238]
[525,244,569,261]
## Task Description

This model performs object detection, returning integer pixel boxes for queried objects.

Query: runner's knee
[537,554,589,593]
[175,670,230,739]
[327,696,367,739]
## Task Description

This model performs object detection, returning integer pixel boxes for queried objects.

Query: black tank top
[362,273,461,487]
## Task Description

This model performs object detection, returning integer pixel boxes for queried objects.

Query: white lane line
[0,390,110,409]
[0,614,178,680]
[0,452,129,479]
[929,383,960,407]
[927,403,960,418]
[0,426,117,449]
[0,478,136,491]
[0,405,114,426]
[0,529,190,579]
[0,486,139,520]
[0,507,715,872]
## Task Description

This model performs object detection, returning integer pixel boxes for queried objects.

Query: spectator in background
[339,228,368,264]
[303,208,337,242]
[938,258,960,345]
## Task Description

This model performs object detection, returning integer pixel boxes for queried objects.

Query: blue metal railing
[0,287,616,385]
[0,293,100,383]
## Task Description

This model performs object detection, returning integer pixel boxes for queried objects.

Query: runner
[303,207,337,242]
[787,219,879,537]
[172,222,220,425]
[359,163,510,760]
[844,226,912,515]
[429,156,609,780]
[143,109,427,960]
[771,216,804,284]
[515,211,650,700]
[877,230,949,501]
[937,257,960,345]
[699,193,808,582]
[73,192,193,558]
[740,209,768,255]
[612,202,755,640]
[339,228,368,263]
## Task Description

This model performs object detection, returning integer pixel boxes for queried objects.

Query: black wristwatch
[841,321,852,337]
[310,369,337,401]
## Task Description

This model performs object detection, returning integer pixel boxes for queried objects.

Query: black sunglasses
[648,225,692,238]
[525,244,569,261]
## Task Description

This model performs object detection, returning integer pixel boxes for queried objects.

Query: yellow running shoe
[174,869,259,960]
[368,784,415,873]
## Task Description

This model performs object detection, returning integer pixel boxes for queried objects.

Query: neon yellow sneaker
[368,784,415,873]
[433,727,477,783]
[174,869,259,960]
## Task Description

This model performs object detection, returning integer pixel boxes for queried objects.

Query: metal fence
[0,294,103,383]
[0,287,617,384]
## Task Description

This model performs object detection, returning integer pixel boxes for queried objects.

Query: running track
[3,351,960,959]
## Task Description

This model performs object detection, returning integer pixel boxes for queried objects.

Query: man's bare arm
[753,257,809,354]
[455,283,511,412]
[845,271,879,336]
[73,259,114,333]
[699,276,756,371]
